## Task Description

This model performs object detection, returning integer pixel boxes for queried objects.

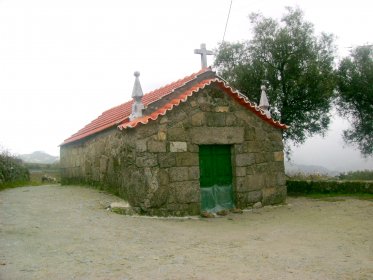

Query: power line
[222,0,233,43]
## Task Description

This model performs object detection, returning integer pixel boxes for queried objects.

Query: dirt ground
[0,185,372,280]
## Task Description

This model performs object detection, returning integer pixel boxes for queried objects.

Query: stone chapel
[60,47,288,216]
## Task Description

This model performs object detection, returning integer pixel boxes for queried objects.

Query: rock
[110,202,135,215]
[230,208,243,214]
[216,209,229,216]
[253,202,262,209]
[200,212,215,218]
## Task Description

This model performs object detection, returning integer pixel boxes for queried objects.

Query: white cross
[194,43,213,69]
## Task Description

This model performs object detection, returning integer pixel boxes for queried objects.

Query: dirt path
[0,185,372,280]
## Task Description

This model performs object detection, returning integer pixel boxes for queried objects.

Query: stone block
[99,155,108,173]
[159,116,169,124]
[188,166,200,180]
[274,151,284,162]
[125,169,147,207]
[168,127,187,141]
[94,156,100,168]
[189,100,198,107]
[136,122,159,138]
[244,127,255,141]
[235,153,255,167]
[169,167,189,182]
[235,192,246,209]
[271,161,285,172]
[235,167,246,177]
[138,167,161,209]
[268,132,283,141]
[206,112,226,127]
[136,139,147,152]
[175,109,189,123]
[234,144,247,153]
[147,140,166,153]
[265,174,277,187]
[215,106,229,112]
[265,151,273,161]
[234,110,250,124]
[247,190,263,204]
[199,103,213,112]
[247,141,262,152]
[197,95,207,104]
[156,131,167,141]
[235,176,248,192]
[158,169,169,186]
[190,127,244,144]
[172,181,200,203]
[276,172,286,186]
[158,153,176,168]
[185,203,200,215]
[256,163,269,174]
[248,166,258,176]
[255,153,266,164]
[225,114,237,126]
[262,186,286,205]
[236,190,262,208]
[246,174,265,191]
[176,152,199,166]
[188,144,199,152]
[136,154,158,167]
[255,128,266,141]
[253,201,262,209]
[170,142,187,152]
[110,202,134,215]
[149,183,169,208]
[191,112,205,126]
[270,141,284,152]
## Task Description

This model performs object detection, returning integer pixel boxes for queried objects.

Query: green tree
[336,45,373,156]
[214,7,336,152]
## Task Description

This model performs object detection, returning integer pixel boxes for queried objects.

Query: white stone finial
[259,84,271,118]
[194,43,213,69]
[129,71,144,121]
[131,71,143,98]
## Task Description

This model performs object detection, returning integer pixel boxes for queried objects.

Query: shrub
[0,149,30,187]
[287,180,373,195]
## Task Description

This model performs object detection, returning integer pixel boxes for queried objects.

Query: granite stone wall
[60,84,286,216]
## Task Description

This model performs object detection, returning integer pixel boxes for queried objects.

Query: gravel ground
[0,185,372,280]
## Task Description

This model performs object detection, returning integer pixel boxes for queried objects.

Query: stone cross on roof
[194,43,213,69]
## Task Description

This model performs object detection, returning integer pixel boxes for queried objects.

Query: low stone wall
[61,85,286,216]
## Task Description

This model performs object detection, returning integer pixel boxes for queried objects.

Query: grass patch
[0,171,60,192]
[0,180,41,192]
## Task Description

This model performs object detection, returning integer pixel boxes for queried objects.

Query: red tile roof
[61,68,288,146]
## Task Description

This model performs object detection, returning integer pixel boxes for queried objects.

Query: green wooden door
[199,145,234,212]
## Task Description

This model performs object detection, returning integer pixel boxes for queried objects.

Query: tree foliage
[336,45,373,156]
[214,7,336,150]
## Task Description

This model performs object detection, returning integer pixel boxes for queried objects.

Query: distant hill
[285,162,339,176]
[19,151,59,164]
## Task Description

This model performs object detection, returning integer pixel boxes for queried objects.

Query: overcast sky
[0,0,372,171]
